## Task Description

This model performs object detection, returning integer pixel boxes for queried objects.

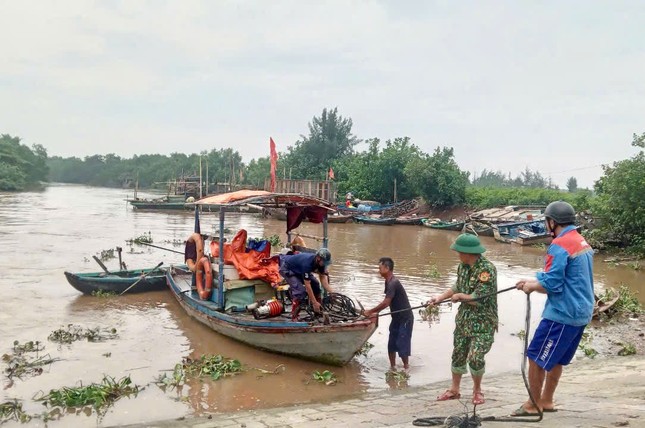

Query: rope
[413,293,544,426]
[377,285,517,318]
[481,293,543,423]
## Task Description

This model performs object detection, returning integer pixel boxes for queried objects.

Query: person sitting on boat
[185,233,209,273]
[278,248,334,320]
[345,192,355,208]
[363,257,413,371]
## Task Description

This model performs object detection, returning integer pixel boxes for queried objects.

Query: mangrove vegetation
[2,109,644,254]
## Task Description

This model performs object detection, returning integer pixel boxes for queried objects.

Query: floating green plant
[385,369,410,386]
[354,341,374,357]
[600,285,643,315]
[3,340,58,381]
[127,232,153,245]
[35,375,139,413]
[97,249,115,261]
[156,354,243,388]
[617,342,636,356]
[0,400,32,424]
[48,325,118,344]
[312,370,337,385]
[91,290,117,298]
[577,331,598,359]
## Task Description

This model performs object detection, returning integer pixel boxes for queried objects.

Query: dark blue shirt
[385,275,413,323]
[280,253,324,276]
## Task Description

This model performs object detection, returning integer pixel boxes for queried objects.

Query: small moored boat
[354,215,397,225]
[64,265,182,295]
[421,219,465,231]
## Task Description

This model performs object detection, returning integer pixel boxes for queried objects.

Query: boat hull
[353,216,397,225]
[166,269,377,365]
[129,201,189,210]
[64,266,180,295]
[423,221,465,231]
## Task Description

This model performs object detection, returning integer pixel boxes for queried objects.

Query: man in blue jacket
[279,248,334,320]
[513,201,594,416]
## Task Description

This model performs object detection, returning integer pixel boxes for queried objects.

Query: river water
[0,184,642,427]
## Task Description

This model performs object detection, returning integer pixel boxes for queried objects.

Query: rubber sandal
[436,390,461,401]
[510,406,540,417]
[543,408,558,413]
[472,391,485,405]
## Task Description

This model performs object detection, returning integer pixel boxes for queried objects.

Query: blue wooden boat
[353,215,397,225]
[493,220,551,245]
[64,265,185,295]
[166,191,377,365]
[166,266,377,365]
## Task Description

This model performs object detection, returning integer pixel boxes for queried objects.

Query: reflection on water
[0,184,642,427]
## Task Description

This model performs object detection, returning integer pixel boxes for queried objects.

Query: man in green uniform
[426,233,498,406]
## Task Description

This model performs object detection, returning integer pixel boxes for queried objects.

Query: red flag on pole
[270,137,278,192]
[328,167,335,180]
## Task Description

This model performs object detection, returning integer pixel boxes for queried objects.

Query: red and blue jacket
[536,225,594,326]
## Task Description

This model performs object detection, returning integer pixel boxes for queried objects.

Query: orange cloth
[210,229,281,286]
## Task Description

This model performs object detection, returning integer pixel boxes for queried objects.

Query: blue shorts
[527,319,585,371]
[388,318,413,358]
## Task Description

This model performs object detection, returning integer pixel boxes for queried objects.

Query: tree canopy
[280,107,359,180]
[0,134,48,191]
[591,132,645,254]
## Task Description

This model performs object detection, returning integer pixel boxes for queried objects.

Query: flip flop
[510,406,540,417]
[436,390,461,401]
[543,408,558,413]
[472,391,485,405]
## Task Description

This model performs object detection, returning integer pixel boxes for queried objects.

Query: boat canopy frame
[195,191,335,310]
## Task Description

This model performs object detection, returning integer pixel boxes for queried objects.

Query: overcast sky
[1,1,643,188]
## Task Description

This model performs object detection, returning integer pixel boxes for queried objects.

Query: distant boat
[468,205,545,224]
[493,220,551,245]
[394,215,427,225]
[421,219,465,231]
[64,265,184,295]
[353,215,397,225]
[327,213,354,223]
[128,175,201,211]
[463,221,494,237]
[129,196,191,211]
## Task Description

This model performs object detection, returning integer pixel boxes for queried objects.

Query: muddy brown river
[1,184,643,427]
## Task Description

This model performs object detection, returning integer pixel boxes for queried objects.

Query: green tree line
[4,110,644,254]
[0,134,49,191]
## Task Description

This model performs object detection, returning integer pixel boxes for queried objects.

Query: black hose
[481,293,543,423]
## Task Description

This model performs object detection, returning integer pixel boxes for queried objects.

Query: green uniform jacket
[451,255,499,336]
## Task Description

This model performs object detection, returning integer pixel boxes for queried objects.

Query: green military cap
[450,233,486,254]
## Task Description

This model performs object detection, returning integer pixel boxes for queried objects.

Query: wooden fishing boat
[421,219,465,231]
[327,213,354,223]
[492,220,551,246]
[129,199,190,210]
[394,215,427,225]
[463,221,494,237]
[353,215,397,225]
[166,266,377,365]
[64,265,184,295]
[166,190,377,365]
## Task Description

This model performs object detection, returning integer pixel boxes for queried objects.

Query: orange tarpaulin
[196,190,271,205]
[210,229,281,286]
